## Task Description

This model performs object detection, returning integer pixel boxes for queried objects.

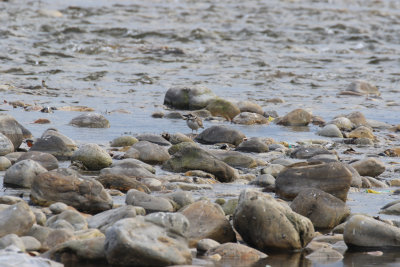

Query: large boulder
[180,200,236,247]
[30,169,113,214]
[0,202,36,238]
[0,114,25,149]
[196,125,245,146]
[276,109,312,126]
[162,146,239,182]
[104,213,192,266]
[344,214,400,248]
[164,86,217,110]
[131,141,170,164]
[71,143,112,171]
[290,188,350,229]
[4,159,47,188]
[126,189,174,213]
[351,157,385,177]
[233,189,315,251]
[30,129,77,160]
[275,162,352,201]
[206,99,240,121]
[0,133,14,156]
[16,151,59,170]
[69,113,110,128]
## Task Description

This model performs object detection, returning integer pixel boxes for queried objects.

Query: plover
[183,113,204,133]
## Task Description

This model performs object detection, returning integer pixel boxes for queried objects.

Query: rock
[165,111,184,119]
[46,210,87,231]
[168,142,199,155]
[233,112,268,125]
[0,196,23,205]
[44,237,106,264]
[49,202,70,214]
[275,162,352,201]
[0,202,36,238]
[348,126,375,139]
[206,243,268,263]
[131,141,170,164]
[163,191,194,210]
[380,201,400,215]
[307,154,339,164]
[345,80,380,96]
[26,224,53,246]
[123,147,139,159]
[0,133,13,156]
[104,213,192,266]
[31,169,113,214]
[345,164,363,188]
[164,86,217,110]
[220,199,238,216]
[96,174,150,193]
[305,247,343,264]
[0,234,25,251]
[21,236,41,251]
[330,117,353,131]
[15,151,58,170]
[196,125,245,146]
[180,200,236,247]
[212,150,257,168]
[0,114,25,149]
[233,189,315,251]
[235,137,269,153]
[88,205,143,233]
[166,132,193,145]
[71,143,112,171]
[4,159,47,188]
[0,156,11,170]
[30,129,77,160]
[101,160,156,179]
[250,174,275,188]
[261,164,286,177]
[136,134,171,146]
[163,146,239,182]
[290,188,350,229]
[197,239,220,255]
[69,113,110,128]
[317,124,343,138]
[351,158,385,177]
[206,99,240,121]
[290,145,333,159]
[44,228,74,249]
[276,108,312,126]
[110,136,138,147]
[237,100,264,115]
[312,115,326,126]
[126,189,174,213]
[4,152,24,164]
[166,182,212,191]
[344,214,400,248]
[0,248,63,267]
[152,111,164,118]
[346,111,367,127]
[264,110,279,118]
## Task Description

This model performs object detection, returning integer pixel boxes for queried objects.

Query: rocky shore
[0,84,399,267]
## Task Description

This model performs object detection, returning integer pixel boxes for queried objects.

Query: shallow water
[2,0,400,266]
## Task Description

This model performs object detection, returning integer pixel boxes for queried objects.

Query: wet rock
[317,124,343,138]
[110,136,138,147]
[0,114,24,149]
[196,125,245,146]
[126,189,174,213]
[290,188,350,229]
[233,112,268,125]
[276,108,312,126]
[165,111,184,119]
[237,100,264,115]
[71,143,112,171]
[197,239,220,255]
[88,205,140,233]
[0,234,25,251]
[30,129,77,160]
[44,237,106,264]
[96,173,150,193]
[344,80,380,96]
[380,201,400,215]
[16,151,59,170]
[367,119,391,129]
[0,202,36,238]
[69,113,110,128]
[0,133,13,156]
[233,189,315,251]
[180,200,236,247]
[345,111,367,127]
[290,145,333,159]
[104,213,192,266]
[4,159,47,188]
[164,86,217,110]
[152,111,164,118]
[212,150,257,168]
[305,247,343,264]
[348,126,375,139]
[275,162,352,201]
[261,164,286,177]
[163,146,239,182]
[206,243,268,263]
[351,158,385,177]
[131,141,170,164]
[46,210,88,231]
[21,236,41,251]
[0,248,63,267]
[136,134,172,146]
[0,156,11,171]
[344,214,400,248]
[31,169,113,214]
[330,117,353,131]
[235,137,269,153]
[206,99,240,121]
[166,132,193,145]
